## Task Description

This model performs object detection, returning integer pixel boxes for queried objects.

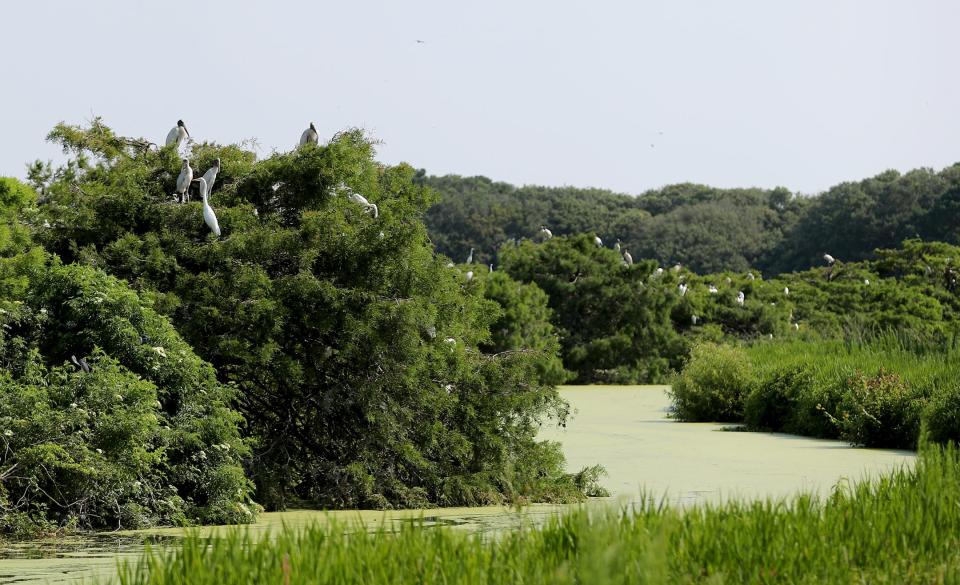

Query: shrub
[744,365,813,432]
[825,370,922,448]
[923,383,960,445]
[668,343,755,421]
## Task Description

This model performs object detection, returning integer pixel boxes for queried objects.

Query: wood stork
[466,247,474,264]
[823,253,836,264]
[736,291,745,306]
[166,120,189,148]
[198,178,221,237]
[623,251,634,266]
[299,122,319,147]
[673,264,682,272]
[200,158,220,195]
[678,283,687,297]
[708,285,718,294]
[539,226,553,239]
[594,235,603,247]
[174,159,193,203]
[347,190,378,218]
[654,267,664,277]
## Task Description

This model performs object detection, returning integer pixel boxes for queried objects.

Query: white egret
[347,191,379,218]
[539,226,553,239]
[736,291,745,306]
[823,253,836,264]
[174,159,193,203]
[466,247,474,264]
[165,120,189,148]
[691,315,699,325]
[747,272,755,280]
[200,158,220,195]
[654,267,663,277]
[489,263,494,273]
[793,322,800,330]
[623,251,634,266]
[444,337,456,344]
[299,122,319,147]
[783,287,789,295]
[678,283,687,297]
[708,285,718,294]
[594,235,603,247]
[864,279,871,285]
[613,239,621,252]
[466,271,474,282]
[673,264,682,272]
[198,178,221,237]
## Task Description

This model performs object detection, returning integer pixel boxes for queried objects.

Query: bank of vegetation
[115,446,960,584]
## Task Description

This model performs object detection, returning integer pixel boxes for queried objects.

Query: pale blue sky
[2,0,957,194]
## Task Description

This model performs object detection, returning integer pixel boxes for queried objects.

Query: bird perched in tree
[623,251,634,266]
[594,235,603,247]
[691,315,699,325]
[347,190,378,218]
[489,263,494,273]
[736,291,745,306]
[864,279,870,285]
[539,226,553,239]
[165,120,189,149]
[708,285,718,294]
[174,159,193,203]
[823,253,836,264]
[299,122,319,147]
[466,248,474,264]
[678,283,687,297]
[614,239,621,252]
[71,354,91,373]
[466,271,474,282]
[198,178,221,237]
[783,287,789,295]
[200,158,220,195]
[673,264,682,272]
[747,272,755,280]
[654,267,664,277]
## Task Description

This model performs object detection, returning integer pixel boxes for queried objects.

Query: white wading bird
[594,235,603,247]
[691,315,699,325]
[200,158,220,195]
[299,122,319,147]
[613,239,621,252]
[864,279,870,285]
[166,120,189,148]
[466,271,474,282]
[347,190,378,218]
[466,247,474,264]
[708,284,718,294]
[198,178,221,237]
[747,272,755,281]
[174,159,193,203]
[823,253,836,265]
[539,226,553,239]
[784,286,789,295]
[678,283,687,297]
[736,291,745,306]
[623,251,634,266]
[673,264,682,272]
[489,263,494,273]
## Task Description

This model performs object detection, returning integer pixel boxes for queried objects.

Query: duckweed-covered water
[0,385,915,584]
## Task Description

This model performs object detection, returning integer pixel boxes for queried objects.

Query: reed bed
[112,446,960,584]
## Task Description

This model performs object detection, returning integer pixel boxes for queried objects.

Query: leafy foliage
[668,343,754,422]
[31,121,584,513]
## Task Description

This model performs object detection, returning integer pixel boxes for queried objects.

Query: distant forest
[420,164,960,274]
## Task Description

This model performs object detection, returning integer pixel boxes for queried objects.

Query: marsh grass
[112,446,960,584]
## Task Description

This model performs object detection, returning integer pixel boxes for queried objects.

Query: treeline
[422,164,960,275]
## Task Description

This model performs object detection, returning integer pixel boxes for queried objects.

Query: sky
[1,0,957,195]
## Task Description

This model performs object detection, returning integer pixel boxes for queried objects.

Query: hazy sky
[2,0,957,195]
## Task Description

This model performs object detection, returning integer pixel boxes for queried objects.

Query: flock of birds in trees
[163,119,378,239]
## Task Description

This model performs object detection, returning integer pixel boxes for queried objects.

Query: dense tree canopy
[26,120,587,516]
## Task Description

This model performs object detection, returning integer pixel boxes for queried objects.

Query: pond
[0,385,915,584]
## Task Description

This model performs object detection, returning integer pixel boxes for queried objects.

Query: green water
[0,385,915,584]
